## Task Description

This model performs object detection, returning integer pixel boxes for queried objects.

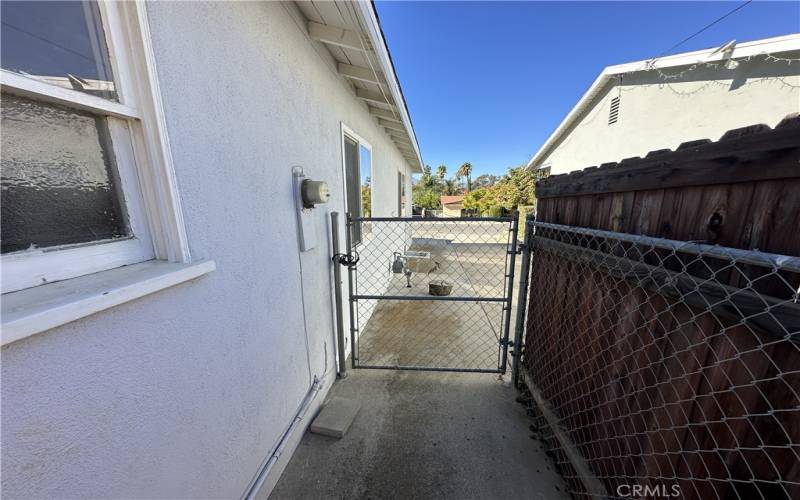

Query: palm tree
[436,164,447,180]
[457,162,473,192]
[443,178,459,195]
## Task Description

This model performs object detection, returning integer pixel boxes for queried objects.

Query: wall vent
[608,96,620,125]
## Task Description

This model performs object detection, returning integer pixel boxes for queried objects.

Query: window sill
[2,259,216,346]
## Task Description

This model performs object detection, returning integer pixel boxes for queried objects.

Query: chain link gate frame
[343,214,520,373]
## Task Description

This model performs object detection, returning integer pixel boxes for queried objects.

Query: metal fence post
[512,214,535,387]
[499,214,520,373]
[330,212,347,378]
[344,213,357,369]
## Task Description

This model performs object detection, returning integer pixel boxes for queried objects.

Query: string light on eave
[631,50,800,96]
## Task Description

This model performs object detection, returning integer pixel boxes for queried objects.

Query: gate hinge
[332,251,360,267]
[500,339,516,347]
[514,243,527,254]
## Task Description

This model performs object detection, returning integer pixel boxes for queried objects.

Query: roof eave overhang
[355,1,423,173]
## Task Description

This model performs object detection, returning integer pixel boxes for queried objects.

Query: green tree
[412,165,443,209]
[417,164,439,189]
[361,185,372,217]
[361,176,372,216]
[442,178,460,195]
[436,164,447,180]
[463,187,489,211]
[504,166,536,206]
[460,165,543,215]
[413,188,441,209]
[473,174,498,188]
[457,162,473,192]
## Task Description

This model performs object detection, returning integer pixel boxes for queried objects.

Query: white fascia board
[526,71,611,168]
[354,1,423,172]
[526,33,800,168]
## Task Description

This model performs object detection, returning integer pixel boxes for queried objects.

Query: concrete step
[309,396,361,438]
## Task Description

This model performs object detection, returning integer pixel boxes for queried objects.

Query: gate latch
[333,251,359,267]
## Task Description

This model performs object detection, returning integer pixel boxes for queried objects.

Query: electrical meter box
[292,171,329,252]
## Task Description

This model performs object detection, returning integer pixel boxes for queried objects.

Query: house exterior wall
[442,204,463,217]
[535,54,800,174]
[1,2,413,498]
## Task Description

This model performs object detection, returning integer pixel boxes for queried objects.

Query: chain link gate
[343,214,519,373]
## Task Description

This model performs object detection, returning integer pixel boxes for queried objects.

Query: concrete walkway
[268,370,569,500]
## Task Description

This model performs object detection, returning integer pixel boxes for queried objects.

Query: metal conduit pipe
[330,212,348,378]
[243,377,322,500]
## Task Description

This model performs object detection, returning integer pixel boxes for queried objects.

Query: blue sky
[375,1,800,177]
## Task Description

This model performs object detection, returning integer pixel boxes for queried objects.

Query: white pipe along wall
[0,2,416,498]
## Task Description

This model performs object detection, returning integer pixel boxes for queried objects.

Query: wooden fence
[522,114,800,500]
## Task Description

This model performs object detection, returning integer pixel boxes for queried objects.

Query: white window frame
[1,1,189,294]
[340,123,373,244]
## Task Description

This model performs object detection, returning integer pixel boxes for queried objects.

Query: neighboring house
[441,195,465,217]
[528,34,800,175]
[1,2,421,498]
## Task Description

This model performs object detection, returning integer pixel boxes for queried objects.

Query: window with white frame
[1,1,187,294]
[342,126,371,245]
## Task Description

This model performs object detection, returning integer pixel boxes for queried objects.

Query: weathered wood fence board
[523,115,800,500]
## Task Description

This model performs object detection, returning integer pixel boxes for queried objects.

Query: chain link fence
[521,221,800,500]
[347,217,517,372]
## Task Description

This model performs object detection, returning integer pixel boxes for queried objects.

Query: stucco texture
[1,2,412,498]
[538,54,800,174]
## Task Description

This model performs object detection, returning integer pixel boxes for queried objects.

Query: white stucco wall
[536,54,800,174]
[1,2,414,498]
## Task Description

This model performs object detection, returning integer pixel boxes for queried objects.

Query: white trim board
[0,70,140,119]
[2,260,216,346]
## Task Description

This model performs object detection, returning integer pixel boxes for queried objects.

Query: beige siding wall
[536,53,800,175]
[442,204,463,217]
